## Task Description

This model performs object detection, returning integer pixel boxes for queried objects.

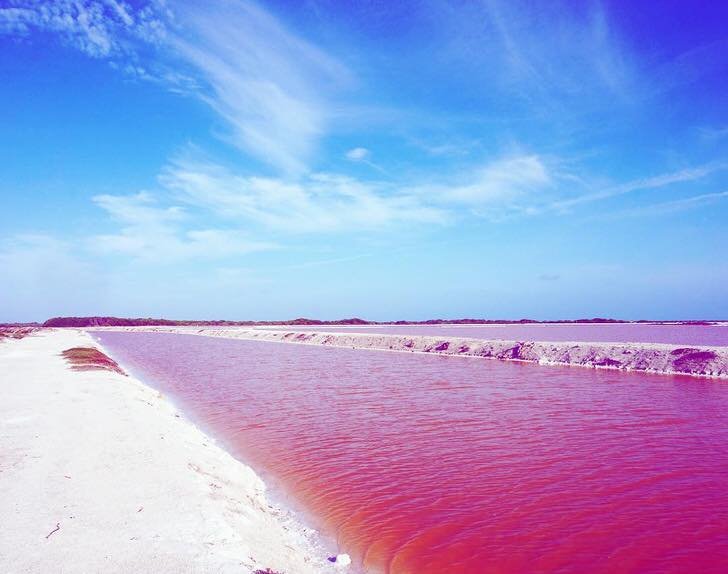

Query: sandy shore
[94,326,728,378]
[0,329,343,573]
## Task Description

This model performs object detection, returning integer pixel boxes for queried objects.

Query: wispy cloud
[470,1,728,114]
[615,190,728,218]
[699,125,728,143]
[153,152,728,231]
[91,192,275,261]
[169,1,350,174]
[150,151,608,230]
[160,157,447,233]
[403,154,728,221]
[651,39,728,96]
[1,0,349,175]
[407,154,555,218]
[407,137,480,158]
[439,155,551,206]
[436,0,636,107]
[550,162,728,211]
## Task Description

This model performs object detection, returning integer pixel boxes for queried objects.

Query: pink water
[258,323,728,346]
[95,331,728,573]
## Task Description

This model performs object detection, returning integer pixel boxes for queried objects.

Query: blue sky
[1,0,727,322]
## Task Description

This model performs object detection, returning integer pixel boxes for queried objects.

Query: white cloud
[550,162,728,210]
[0,8,34,34]
[167,1,350,174]
[440,155,551,205]
[160,158,448,233]
[344,146,388,174]
[408,137,479,158]
[345,147,370,161]
[615,190,728,218]
[91,192,275,261]
[400,154,555,219]
[155,154,727,231]
[2,1,347,175]
[437,0,636,106]
[104,0,133,27]
[157,153,561,229]
[94,191,184,224]
[0,0,167,57]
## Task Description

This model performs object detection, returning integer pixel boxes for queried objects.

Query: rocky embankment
[90,327,728,378]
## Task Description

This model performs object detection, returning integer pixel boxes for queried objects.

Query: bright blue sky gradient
[1,0,727,321]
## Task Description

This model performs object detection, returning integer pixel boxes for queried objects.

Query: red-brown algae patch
[0,327,38,341]
[61,347,126,375]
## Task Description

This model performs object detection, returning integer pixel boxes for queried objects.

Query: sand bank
[95,327,728,378]
[0,329,343,573]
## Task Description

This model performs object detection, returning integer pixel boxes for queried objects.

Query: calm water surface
[95,331,728,573]
[257,323,728,346]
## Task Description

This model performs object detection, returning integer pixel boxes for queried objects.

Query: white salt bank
[0,329,343,574]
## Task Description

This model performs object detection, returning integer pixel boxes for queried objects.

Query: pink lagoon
[94,330,728,573]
